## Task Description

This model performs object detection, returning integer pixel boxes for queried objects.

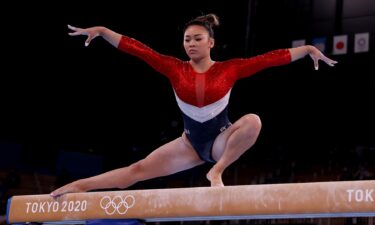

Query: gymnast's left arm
[233,45,338,80]
[289,45,338,70]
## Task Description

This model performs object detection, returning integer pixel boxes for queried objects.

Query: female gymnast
[51,13,337,197]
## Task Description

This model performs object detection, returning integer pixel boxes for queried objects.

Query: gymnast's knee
[243,114,262,132]
[128,161,146,180]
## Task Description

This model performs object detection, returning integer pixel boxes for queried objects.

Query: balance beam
[6,180,375,224]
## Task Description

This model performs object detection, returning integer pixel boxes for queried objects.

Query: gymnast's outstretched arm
[67,25,121,47]
[289,45,338,70]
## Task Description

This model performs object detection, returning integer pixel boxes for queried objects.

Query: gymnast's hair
[183,13,220,38]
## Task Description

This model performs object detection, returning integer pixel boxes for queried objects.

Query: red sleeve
[117,35,181,78]
[231,49,292,79]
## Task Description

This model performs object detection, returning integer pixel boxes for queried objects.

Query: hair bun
[204,14,220,27]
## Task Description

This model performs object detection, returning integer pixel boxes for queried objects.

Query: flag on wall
[354,32,369,53]
[333,35,348,55]
[291,39,306,48]
[312,37,327,53]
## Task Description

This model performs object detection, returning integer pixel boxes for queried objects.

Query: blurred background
[1,0,374,224]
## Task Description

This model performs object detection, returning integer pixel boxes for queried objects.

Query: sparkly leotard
[118,36,291,162]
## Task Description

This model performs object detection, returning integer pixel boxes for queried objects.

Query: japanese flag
[354,32,369,53]
[333,35,348,55]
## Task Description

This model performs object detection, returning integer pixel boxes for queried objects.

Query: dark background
[1,0,374,182]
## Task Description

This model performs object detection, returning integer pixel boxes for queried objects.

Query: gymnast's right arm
[67,24,179,77]
[67,25,121,48]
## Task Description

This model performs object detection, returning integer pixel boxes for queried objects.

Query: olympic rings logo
[100,195,135,215]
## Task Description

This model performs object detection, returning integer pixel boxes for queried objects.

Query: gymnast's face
[183,25,214,61]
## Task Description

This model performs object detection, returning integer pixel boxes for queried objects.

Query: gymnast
[51,13,337,197]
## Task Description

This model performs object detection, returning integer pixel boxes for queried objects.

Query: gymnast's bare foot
[207,169,224,187]
[50,180,84,197]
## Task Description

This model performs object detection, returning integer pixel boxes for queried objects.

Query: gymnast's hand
[67,24,103,47]
[308,46,338,70]
[50,180,85,197]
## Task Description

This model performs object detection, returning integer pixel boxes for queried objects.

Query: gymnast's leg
[51,134,204,196]
[207,114,262,186]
